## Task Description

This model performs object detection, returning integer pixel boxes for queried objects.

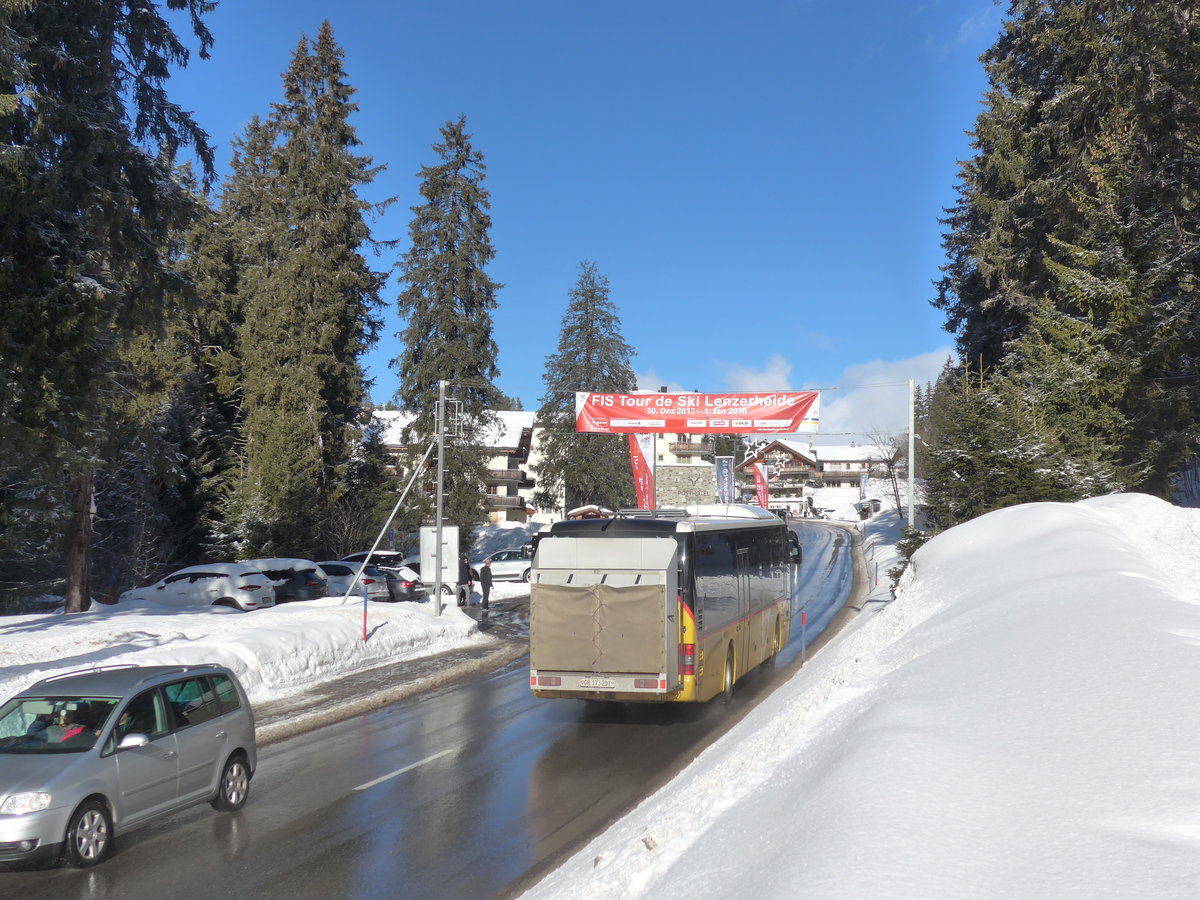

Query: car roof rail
[40,663,141,683]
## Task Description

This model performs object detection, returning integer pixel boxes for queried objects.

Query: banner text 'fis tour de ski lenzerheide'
[574,391,820,435]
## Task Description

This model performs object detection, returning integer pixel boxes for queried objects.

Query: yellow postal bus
[529,505,801,703]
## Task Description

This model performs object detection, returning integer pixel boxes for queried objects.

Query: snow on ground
[0,585,529,711]
[522,493,1200,899]
[0,523,539,709]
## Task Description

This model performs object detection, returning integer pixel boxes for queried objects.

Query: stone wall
[655,464,717,508]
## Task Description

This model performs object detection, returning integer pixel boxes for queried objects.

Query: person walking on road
[479,559,493,610]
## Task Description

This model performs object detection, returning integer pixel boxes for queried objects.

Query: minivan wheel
[212,752,251,812]
[521,568,531,582]
[63,799,112,867]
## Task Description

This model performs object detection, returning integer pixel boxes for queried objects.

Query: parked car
[384,565,427,602]
[0,663,257,867]
[470,548,532,582]
[342,552,456,601]
[391,558,464,600]
[316,561,391,602]
[239,558,328,604]
[119,563,276,612]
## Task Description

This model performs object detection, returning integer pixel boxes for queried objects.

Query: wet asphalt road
[0,521,861,900]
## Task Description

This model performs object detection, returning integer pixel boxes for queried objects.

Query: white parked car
[471,548,532,582]
[316,561,391,602]
[119,564,276,612]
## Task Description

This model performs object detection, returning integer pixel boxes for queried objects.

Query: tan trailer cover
[532,582,666,672]
[530,537,679,685]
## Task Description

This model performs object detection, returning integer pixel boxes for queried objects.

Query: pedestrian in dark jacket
[479,559,493,610]
[457,556,472,606]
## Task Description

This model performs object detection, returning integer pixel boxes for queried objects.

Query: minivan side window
[107,689,169,754]
[164,677,223,729]
[211,673,242,715]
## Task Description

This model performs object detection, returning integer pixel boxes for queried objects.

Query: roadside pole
[433,379,446,617]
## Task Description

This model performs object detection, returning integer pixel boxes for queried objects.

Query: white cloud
[808,348,952,442]
[721,354,794,392]
[636,370,687,393]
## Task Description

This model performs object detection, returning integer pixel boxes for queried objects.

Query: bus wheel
[721,649,735,704]
[765,620,780,667]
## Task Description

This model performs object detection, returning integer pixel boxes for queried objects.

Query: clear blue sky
[165,0,1006,441]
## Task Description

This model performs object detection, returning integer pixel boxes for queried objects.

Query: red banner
[753,463,769,508]
[576,391,819,434]
[628,434,655,509]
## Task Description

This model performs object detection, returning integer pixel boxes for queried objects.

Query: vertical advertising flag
[715,456,734,504]
[753,462,769,509]
[628,434,656,509]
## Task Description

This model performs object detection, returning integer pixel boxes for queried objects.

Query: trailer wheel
[720,647,735,704]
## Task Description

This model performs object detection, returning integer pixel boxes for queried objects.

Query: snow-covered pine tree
[0,0,215,610]
[393,116,502,536]
[532,262,637,513]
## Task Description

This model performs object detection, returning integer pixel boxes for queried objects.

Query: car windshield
[0,696,119,754]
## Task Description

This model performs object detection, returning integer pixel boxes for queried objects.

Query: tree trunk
[64,471,94,613]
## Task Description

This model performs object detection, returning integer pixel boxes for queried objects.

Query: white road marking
[354,747,458,791]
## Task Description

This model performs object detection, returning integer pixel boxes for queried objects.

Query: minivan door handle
[163,749,178,759]
[213,730,226,739]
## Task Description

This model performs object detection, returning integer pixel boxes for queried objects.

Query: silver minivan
[0,664,257,867]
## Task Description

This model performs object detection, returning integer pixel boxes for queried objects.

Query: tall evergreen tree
[0,0,215,610]
[393,116,501,534]
[224,22,391,558]
[532,262,637,513]
[933,1,1200,516]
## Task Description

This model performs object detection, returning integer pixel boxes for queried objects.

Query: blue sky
[165,0,1006,442]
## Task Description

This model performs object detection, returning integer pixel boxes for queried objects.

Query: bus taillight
[681,643,695,676]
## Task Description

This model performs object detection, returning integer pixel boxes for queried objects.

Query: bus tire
[721,647,735,705]
[765,620,780,667]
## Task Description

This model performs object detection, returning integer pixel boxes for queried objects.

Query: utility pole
[908,378,915,530]
[433,379,447,617]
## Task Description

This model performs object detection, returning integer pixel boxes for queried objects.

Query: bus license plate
[579,676,616,689]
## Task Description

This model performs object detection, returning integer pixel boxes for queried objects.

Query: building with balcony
[371,408,538,524]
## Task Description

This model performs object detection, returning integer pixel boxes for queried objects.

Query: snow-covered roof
[810,443,893,462]
[482,410,536,449]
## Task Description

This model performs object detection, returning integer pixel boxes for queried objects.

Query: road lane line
[354,747,457,791]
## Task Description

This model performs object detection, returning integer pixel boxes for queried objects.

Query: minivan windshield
[0,696,119,754]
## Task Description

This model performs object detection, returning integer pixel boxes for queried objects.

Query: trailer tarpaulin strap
[575,391,820,435]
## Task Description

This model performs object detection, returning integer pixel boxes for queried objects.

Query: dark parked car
[240,558,329,603]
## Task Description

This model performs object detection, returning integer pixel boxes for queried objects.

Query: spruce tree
[0,0,215,609]
[225,22,391,558]
[393,116,502,535]
[532,262,637,513]
[933,1,1200,513]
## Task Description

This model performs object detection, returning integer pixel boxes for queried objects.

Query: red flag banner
[753,463,769,509]
[628,434,656,509]
[576,391,819,435]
